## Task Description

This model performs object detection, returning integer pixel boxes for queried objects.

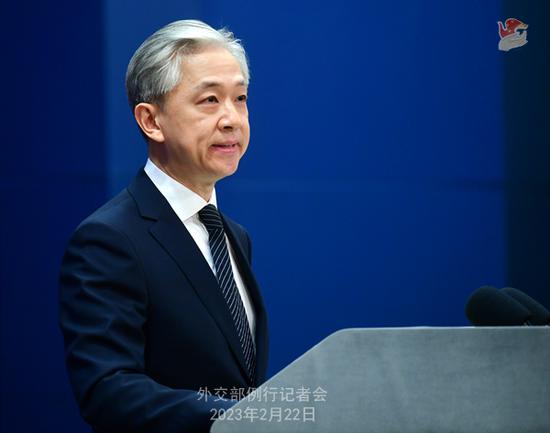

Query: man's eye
[237,94,247,102]
[203,96,218,103]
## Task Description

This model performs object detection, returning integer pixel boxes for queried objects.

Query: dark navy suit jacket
[59,169,269,433]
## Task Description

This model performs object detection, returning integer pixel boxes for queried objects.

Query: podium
[212,327,550,433]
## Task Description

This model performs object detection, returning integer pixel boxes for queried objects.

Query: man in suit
[59,20,269,433]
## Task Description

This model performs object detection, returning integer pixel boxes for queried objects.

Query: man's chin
[209,163,240,183]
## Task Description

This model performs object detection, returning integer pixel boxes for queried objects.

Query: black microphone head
[501,287,550,325]
[465,286,532,326]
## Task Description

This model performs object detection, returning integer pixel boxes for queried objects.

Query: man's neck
[148,157,214,201]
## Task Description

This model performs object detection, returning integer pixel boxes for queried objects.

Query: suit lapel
[223,218,269,385]
[128,170,251,382]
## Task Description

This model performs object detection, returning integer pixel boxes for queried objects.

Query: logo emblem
[497,18,528,51]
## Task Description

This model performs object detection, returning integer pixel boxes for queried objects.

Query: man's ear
[134,103,165,142]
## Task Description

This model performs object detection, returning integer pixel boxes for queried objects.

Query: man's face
[153,45,250,191]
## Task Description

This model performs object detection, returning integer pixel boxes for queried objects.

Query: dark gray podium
[212,327,550,433]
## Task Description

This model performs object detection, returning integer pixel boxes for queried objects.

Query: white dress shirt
[144,159,256,340]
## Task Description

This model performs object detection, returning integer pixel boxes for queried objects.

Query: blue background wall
[2,1,548,431]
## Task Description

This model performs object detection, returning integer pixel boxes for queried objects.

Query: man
[59,20,269,433]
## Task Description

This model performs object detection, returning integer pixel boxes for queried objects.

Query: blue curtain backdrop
[2,1,548,432]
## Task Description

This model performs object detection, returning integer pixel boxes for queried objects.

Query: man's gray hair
[126,19,249,109]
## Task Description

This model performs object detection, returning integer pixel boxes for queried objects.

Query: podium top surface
[212,327,550,433]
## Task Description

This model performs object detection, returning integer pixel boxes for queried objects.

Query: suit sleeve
[59,221,233,433]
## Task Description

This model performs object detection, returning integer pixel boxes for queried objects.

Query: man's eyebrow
[193,79,246,92]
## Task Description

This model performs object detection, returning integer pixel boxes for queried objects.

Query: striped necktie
[198,204,256,381]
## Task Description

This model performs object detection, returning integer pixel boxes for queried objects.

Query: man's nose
[218,101,241,130]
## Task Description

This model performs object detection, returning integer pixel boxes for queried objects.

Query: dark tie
[198,204,256,381]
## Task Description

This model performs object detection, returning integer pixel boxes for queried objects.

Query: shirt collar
[144,158,217,223]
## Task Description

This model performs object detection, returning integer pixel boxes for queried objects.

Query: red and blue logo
[497,18,528,52]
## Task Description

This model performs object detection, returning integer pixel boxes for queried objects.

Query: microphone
[465,286,532,326]
[501,287,550,325]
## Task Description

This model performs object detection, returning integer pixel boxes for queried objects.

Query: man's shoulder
[221,212,248,237]
[73,188,142,240]
[221,211,252,260]
[59,188,144,263]
[83,189,135,223]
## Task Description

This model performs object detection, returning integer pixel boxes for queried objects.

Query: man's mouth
[210,141,240,155]
[212,142,239,149]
